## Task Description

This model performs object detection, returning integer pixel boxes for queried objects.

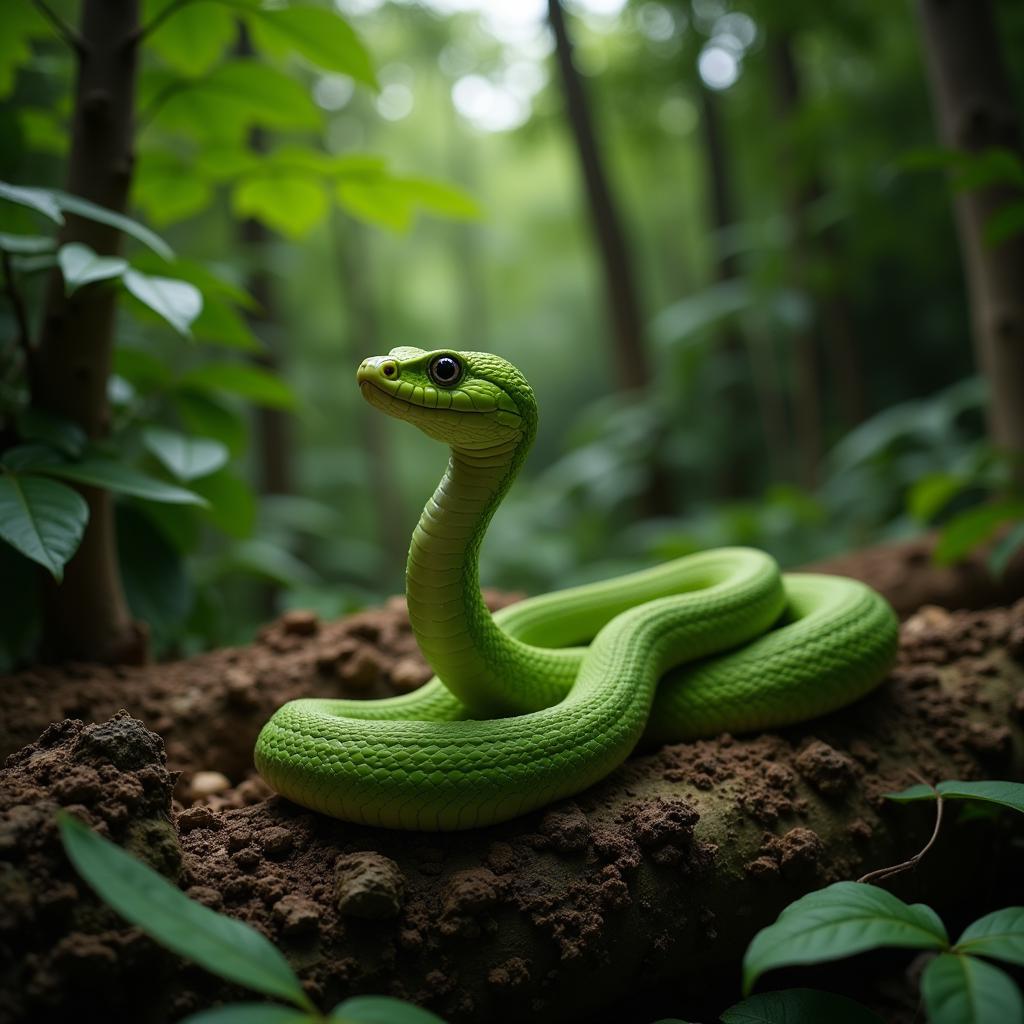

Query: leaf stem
[32,0,88,55]
[859,776,945,885]
[129,0,196,46]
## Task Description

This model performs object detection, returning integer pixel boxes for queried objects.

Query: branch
[32,0,87,55]
[0,250,33,380]
[128,0,196,47]
[858,776,945,885]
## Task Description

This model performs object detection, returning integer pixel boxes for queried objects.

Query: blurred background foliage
[1,0,1022,665]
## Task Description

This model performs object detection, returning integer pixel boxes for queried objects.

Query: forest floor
[2,535,1024,1024]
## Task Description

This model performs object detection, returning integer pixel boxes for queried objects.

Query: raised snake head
[357,347,537,452]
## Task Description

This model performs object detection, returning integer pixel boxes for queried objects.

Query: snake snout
[357,357,399,385]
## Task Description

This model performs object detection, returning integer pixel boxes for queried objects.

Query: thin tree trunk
[547,0,673,516]
[769,33,825,492]
[917,0,1024,481]
[32,0,146,663]
[546,0,650,393]
[698,86,784,494]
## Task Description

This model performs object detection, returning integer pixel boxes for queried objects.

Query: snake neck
[405,435,537,715]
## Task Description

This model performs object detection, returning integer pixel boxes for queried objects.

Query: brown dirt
[1,550,1023,1023]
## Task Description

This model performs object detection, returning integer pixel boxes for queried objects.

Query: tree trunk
[31,0,145,664]
[917,0,1024,481]
[769,33,826,492]
[698,86,786,494]
[547,0,672,516]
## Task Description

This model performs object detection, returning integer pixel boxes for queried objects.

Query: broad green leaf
[135,149,214,227]
[123,268,203,336]
[10,253,57,274]
[57,242,128,293]
[388,178,480,220]
[117,504,193,637]
[247,7,377,88]
[0,181,63,224]
[18,108,67,155]
[0,473,88,580]
[144,61,320,143]
[146,0,235,76]
[40,458,208,506]
[921,953,1023,1024]
[54,191,174,260]
[193,296,264,352]
[952,147,1024,191]
[180,1005,318,1024]
[219,539,318,587]
[0,232,54,254]
[742,882,948,995]
[191,469,256,539]
[0,542,40,672]
[58,813,315,1012]
[989,522,1024,578]
[180,362,295,410]
[330,995,449,1023]
[885,780,1024,815]
[175,389,248,457]
[0,443,63,472]
[16,409,86,457]
[136,495,201,553]
[908,473,964,523]
[232,175,329,239]
[115,347,171,391]
[130,252,257,311]
[955,908,1024,968]
[720,989,885,1024]
[142,426,229,481]
[336,178,413,232]
[935,501,1024,565]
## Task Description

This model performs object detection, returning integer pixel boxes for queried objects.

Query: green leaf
[329,995,449,1023]
[16,409,86,457]
[175,389,249,457]
[0,473,88,581]
[720,989,885,1024]
[123,268,203,336]
[921,953,1023,1024]
[908,473,964,523]
[180,362,295,410]
[135,149,214,227]
[143,426,229,481]
[232,175,329,239]
[0,232,55,254]
[0,181,63,224]
[40,458,208,506]
[191,469,256,539]
[742,882,948,995]
[115,347,171,392]
[0,5,50,100]
[885,780,1024,815]
[334,174,476,233]
[144,61,320,143]
[387,178,480,220]
[935,500,1024,565]
[18,108,67,156]
[989,522,1024,578]
[57,813,315,1012]
[193,296,263,352]
[54,191,174,260]
[985,201,1024,246]
[0,542,41,672]
[180,1005,318,1024]
[117,504,193,637]
[146,0,236,76]
[955,908,1024,968]
[952,147,1024,191]
[219,539,318,588]
[246,7,377,88]
[57,242,128,293]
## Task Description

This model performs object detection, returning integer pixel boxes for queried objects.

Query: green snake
[255,348,898,831]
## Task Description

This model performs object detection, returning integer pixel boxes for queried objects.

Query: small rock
[391,657,432,693]
[335,851,405,919]
[190,771,231,799]
[273,894,320,938]
[259,826,294,860]
[176,805,222,834]
[281,610,319,637]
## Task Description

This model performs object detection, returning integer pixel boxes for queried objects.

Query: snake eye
[428,355,462,388]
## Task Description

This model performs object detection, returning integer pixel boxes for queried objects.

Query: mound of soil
[2,585,1023,1023]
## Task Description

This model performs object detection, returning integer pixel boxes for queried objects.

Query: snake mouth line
[359,379,497,414]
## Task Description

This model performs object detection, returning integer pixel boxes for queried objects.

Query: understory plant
[58,812,445,1024]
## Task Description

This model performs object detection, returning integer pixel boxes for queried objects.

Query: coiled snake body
[255,349,897,830]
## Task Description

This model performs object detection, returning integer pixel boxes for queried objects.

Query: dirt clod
[334,851,406,920]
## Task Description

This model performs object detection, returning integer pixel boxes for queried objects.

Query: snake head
[357,347,536,451]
